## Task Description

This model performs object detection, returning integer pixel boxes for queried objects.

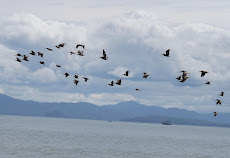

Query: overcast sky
[1,0,230,113]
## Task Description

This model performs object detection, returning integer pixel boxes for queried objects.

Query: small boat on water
[162,121,171,125]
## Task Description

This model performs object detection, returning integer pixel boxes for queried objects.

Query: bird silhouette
[15,53,22,57]
[46,48,53,51]
[69,51,75,55]
[213,112,218,116]
[74,75,79,79]
[30,50,36,56]
[123,71,129,76]
[116,79,122,85]
[77,50,84,56]
[176,76,182,81]
[216,99,222,105]
[162,49,170,57]
[205,81,211,85]
[16,57,22,62]
[22,55,29,61]
[39,61,45,65]
[38,52,43,58]
[135,88,141,91]
[108,81,114,86]
[76,44,85,49]
[142,72,149,78]
[200,70,208,77]
[82,77,88,82]
[219,92,224,96]
[100,50,108,60]
[64,72,70,77]
[74,80,79,86]
[56,65,61,68]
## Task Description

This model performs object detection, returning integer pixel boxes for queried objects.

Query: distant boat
[162,121,171,125]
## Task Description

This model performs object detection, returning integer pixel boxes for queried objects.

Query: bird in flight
[64,72,70,77]
[74,80,79,86]
[213,112,218,117]
[142,72,149,79]
[162,49,170,57]
[216,99,222,105]
[123,71,129,76]
[39,61,45,65]
[76,44,85,49]
[56,65,61,68]
[30,50,36,56]
[38,52,44,58]
[16,57,22,62]
[100,50,108,60]
[108,81,114,86]
[46,48,53,51]
[116,79,122,85]
[82,77,89,82]
[219,92,224,96]
[200,70,208,77]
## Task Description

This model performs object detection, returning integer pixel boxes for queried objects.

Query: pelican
[39,61,45,65]
[200,70,208,77]
[22,55,29,61]
[108,81,114,86]
[76,44,85,49]
[213,112,218,117]
[30,50,36,56]
[16,57,21,62]
[64,72,70,77]
[46,48,53,51]
[123,71,129,76]
[77,50,84,56]
[162,49,170,57]
[219,92,224,96]
[100,49,108,60]
[116,79,122,85]
[74,80,79,86]
[38,52,43,58]
[216,99,222,105]
[82,77,88,82]
[142,72,149,78]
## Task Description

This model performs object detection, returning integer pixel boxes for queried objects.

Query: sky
[1,0,230,113]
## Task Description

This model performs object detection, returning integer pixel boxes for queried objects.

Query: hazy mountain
[1,93,230,127]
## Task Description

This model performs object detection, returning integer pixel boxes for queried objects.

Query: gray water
[0,115,230,158]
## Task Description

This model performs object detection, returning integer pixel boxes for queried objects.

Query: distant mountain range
[1,93,230,127]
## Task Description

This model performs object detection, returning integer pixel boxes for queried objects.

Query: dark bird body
[56,65,61,68]
[116,79,122,85]
[76,44,85,49]
[16,57,21,62]
[123,71,129,76]
[77,50,84,56]
[82,77,88,82]
[38,52,43,58]
[220,92,224,96]
[46,48,53,51]
[200,70,208,77]
[214,112,218,116]
[100,50,108,60]
[162,49,170,57]
[216,99,222,105]
[142,72,149,78]
[108,81,114,86]
[23,55,29,61]
[64,72,70,77]
[30,50,36,56]
[74,80,79,85]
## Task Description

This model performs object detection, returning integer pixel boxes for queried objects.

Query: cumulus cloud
[0,11,230,113]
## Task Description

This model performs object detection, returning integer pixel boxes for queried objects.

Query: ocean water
[0,115,230,158]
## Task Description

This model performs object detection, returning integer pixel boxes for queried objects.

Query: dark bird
[39,61,45,65]
[220,92,224,96]
[69,51,75,55]
[205,81,211,85]
[100,49,108,60]
[64,72,70,77]
[213,112,218,117]
[57,43,66,48]
[108,81,114,86]
[22,55,29,61]
[46,48,53,51]
[82,77,88,82]
[116,79,122,85]
[135,88,141,91]
[142,72,149,78]
[56,65,61,68]
[76,44,85,49]
[55,45,60,49]
[30,50,36,56]
[77,50,84,56]
[38,52,43,58]
[123,71,129,76]
[15,53,22,57]
[216,99,222,105]
[162,49,170,57]
[16,57,21,62]
[74,75,79,79]
[200,70,208,77]
[74,79,79,86]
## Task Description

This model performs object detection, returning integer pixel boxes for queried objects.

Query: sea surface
[1,115,230,158]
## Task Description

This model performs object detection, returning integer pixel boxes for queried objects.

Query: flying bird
[77,50,84,56]
[213,112,218,117]
[200,70,208,77]
[100,49,108,60]
[74,75,79,79]
[216,99,222,105]
[57,43,66,48]
[116,79,122,85]
[76,44,85,49]
[108,81,114,86]
[46,48,53,51]
[22,55,29,61]
[64,72,70,77]
[56,65,61,68]
[205,81,211,85]
[38,52,43,58]
[176,76,182,81]
[180,75,189,83]
[16,57,22,62]
[30,50,36,56]
[15,53,22,57]
[135,88,141,91]
[39,61,45,65]
[162,49,170,57]
[82,77,89,82]
[123,71,129,76]
[74,80,79,86]
[69,51,75,55]
[219,92,224,96]
[142,72,149,78]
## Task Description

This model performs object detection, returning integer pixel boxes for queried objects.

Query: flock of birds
[15,45,224,117]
